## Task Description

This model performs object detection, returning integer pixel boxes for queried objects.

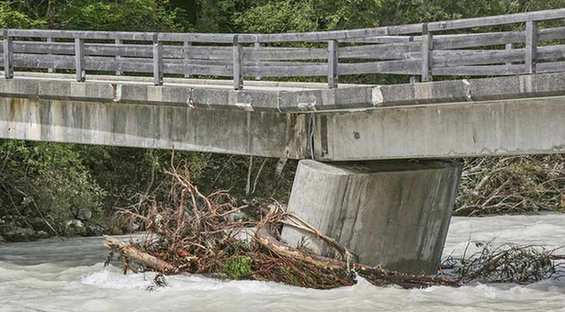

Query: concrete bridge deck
[1,71,564,160]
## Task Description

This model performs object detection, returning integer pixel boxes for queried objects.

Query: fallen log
[254,222,461,288]
[104,236,176,273]
[255,222,346,270]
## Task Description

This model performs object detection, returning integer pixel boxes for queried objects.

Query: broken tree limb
[255,221,461,288]
[255,222,345,269]
[104,236,176,273]
[282,213,357,261]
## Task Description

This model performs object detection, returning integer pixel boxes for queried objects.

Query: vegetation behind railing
[1,9,565,89]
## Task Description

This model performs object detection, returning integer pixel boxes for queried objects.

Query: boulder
[65,219,86,236]
[85,223,105,236]
[3,226,37,242]
[29,217,51,233]
[35,230,50,239]
[76,208,93,221]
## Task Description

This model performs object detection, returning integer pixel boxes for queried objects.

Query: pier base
[281,160,462,274]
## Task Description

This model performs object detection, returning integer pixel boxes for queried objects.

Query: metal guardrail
[1,9,565,89]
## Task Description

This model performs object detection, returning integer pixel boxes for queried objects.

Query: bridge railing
[1,9,565,89]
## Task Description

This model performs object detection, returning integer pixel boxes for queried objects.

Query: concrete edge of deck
[1,72,565,113]
[314,95,565,161]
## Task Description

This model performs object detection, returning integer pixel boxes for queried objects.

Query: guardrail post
[409,36,417,83]
[183,40,191,78]
[328,39,338,88]
[233,35,243,90]
[254,40,262,81]
[153,33,163,86]
[74,37,85,82]
[505,43,513,67]
[505,43,514,74]
[525,20,538,74]
[47,36,54,73]
[3,29,13,79]
[421,23,432,82]
[115,39,122,76]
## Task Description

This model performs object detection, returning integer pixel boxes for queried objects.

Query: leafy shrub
[223,256,252,280]
[0,140,105,235]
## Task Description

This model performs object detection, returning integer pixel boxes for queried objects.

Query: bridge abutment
[281,159,462,274]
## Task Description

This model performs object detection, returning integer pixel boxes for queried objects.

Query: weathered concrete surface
[0,97,307,158]
[1,73,565,159]
[281,160,462,274]
[3,72,565,113]
[315,95,565,160]
[0,74,373,113]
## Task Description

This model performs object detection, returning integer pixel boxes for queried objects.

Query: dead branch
[104,236,176,273]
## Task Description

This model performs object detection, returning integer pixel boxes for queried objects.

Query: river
[1,214,564,312]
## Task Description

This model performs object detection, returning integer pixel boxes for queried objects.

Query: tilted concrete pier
[2,9,565,273]
[281,160,462,274]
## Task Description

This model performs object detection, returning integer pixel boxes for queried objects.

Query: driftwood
[104,236,176,273]
[254,221,461,288]
[104,161,565,289]
[105,224,459,288]
[102,163,465,289]
[254,222,345,270]
[456,155,564,216]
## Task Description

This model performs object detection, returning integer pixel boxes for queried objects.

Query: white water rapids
[1,214,565,312]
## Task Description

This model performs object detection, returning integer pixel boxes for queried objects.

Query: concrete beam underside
[315,95,565,161]
[0,97,308,158]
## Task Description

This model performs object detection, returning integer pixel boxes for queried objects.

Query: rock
[127,222,141,233]
[3,226,37,242]
[76,208,93,221]
[228,211,247,222]
[29,217,51,233]
[35,230,50,239]
[65,219,86,236]
[85,223,105,236]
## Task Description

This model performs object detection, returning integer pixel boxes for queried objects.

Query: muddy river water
[1,215,564,312]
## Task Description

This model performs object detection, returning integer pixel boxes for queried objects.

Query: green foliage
[0,0,193,31]
[235,0,565,34]
[235,0,317,33]
[0,2,46,28]
[59,0,190,31]
[223,255,252,280]
[0,140,105,235]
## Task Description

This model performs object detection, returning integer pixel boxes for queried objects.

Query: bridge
[1,9,565,274]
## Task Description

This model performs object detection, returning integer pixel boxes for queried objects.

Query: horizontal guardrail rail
[1,9,565,89]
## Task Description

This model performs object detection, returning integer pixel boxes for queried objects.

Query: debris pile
[105,164,563,289]
[457,155,565,216]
